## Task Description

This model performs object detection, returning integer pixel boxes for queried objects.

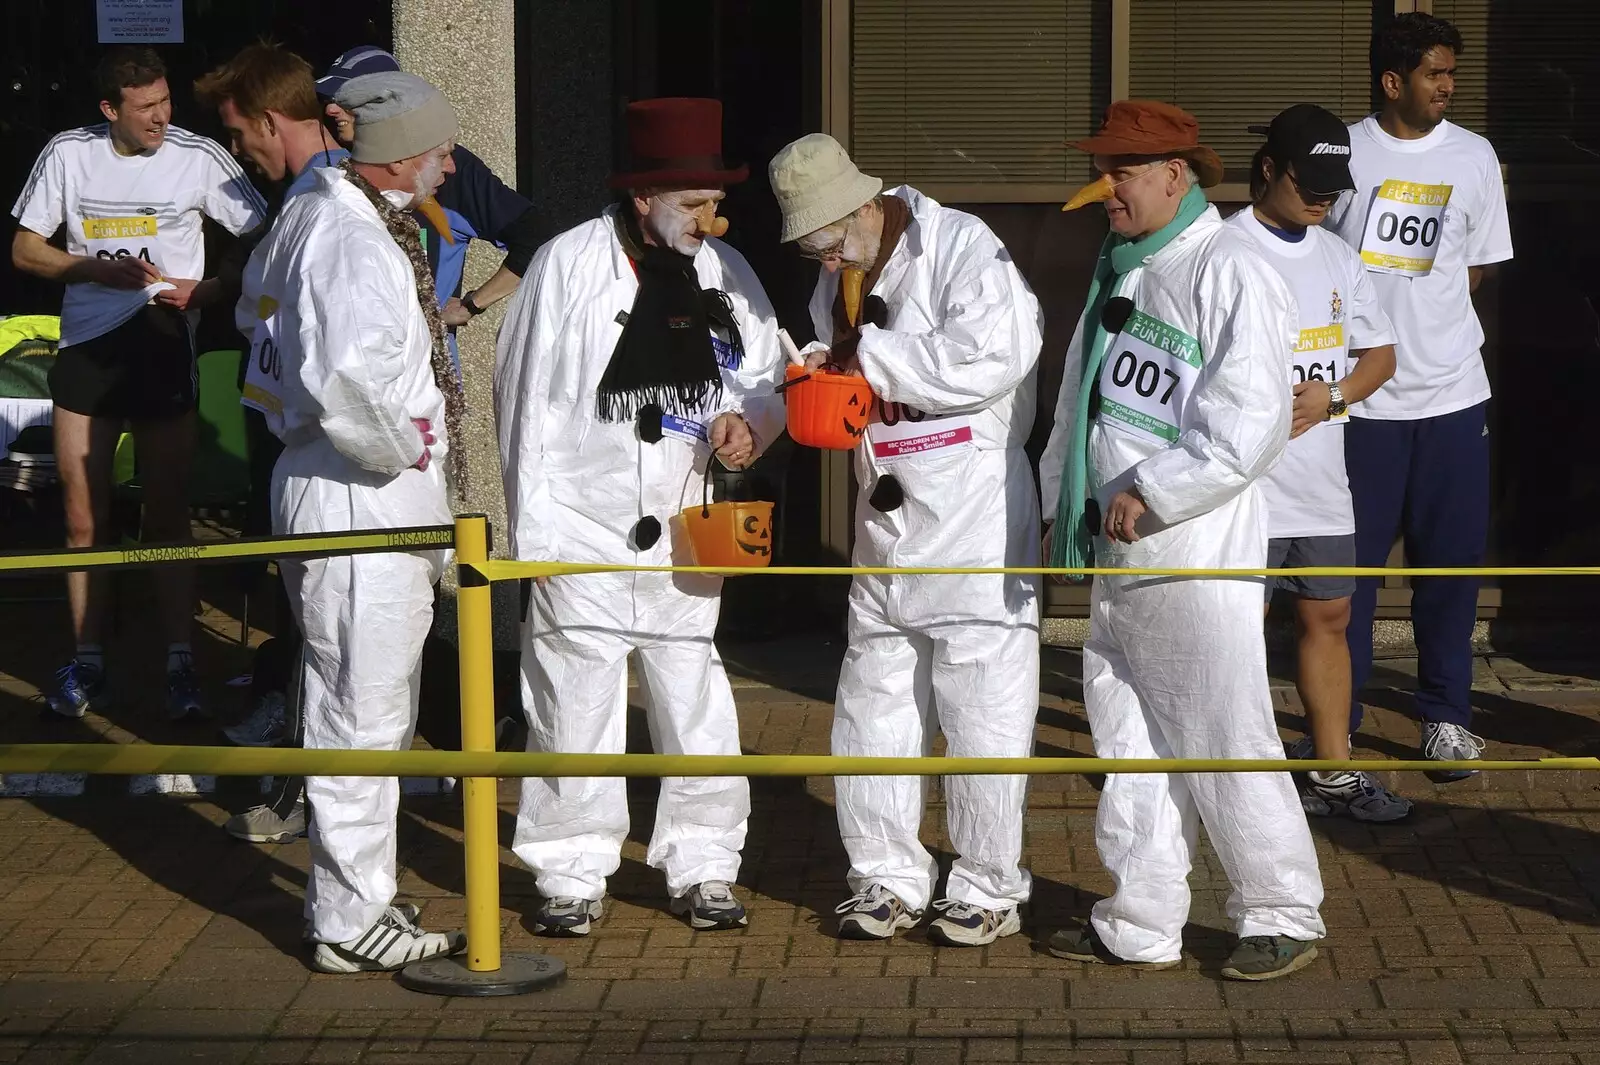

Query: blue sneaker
[46,660,106,719]
[166,664,209,721]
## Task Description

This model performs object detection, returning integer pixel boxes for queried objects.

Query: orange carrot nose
[415,195,456,244]
[1062,174,1115,212]
[841,267,865,327]
[706,215,729,238]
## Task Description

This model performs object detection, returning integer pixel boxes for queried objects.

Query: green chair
[190,349,251,510]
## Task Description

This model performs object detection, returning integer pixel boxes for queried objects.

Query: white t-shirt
[1324,116,1513,420]
[11,124,268,348]
[1229,208,1396,539]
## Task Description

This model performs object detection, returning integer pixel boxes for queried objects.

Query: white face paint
[411,146,450,203]
[375,143,455,210]
[638,188,725,256]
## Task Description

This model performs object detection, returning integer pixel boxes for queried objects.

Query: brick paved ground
[2,579,1600,1062]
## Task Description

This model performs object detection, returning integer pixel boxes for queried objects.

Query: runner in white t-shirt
[1324,14,1513,781]
[1229,104,1408,824]
[9,47,267,722]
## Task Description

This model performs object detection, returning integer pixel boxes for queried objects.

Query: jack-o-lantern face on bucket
[737,512,771,557]
[843,392,869,439]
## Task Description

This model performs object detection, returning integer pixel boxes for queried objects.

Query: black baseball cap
[1246,103,1355,197]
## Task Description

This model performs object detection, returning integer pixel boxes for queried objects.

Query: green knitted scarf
[1050,185,1210,571]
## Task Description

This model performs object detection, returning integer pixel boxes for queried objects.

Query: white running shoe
[1302,770,1413,823]
[835,883,921,941]
[532,895,604,937]
[310,905,465,973]
[927,899,1022,947]
[1421,721,1485,782]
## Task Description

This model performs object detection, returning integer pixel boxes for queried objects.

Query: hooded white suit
[1039,204,1325,963]
[810,186,1043,912]
[495,207,785,902]
[247,167,452,944]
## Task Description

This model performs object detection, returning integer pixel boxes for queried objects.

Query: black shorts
[50,307,196,421]
[1267,534,1358,601]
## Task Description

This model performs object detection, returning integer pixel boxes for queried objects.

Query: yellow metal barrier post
[399,514,565,996]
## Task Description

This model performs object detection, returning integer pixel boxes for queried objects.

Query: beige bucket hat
[769,134,884,243]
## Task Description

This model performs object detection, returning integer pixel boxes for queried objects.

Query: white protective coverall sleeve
[1037,313,1088,521]
[1131,250,1296,526]
[855,236,1041,416]
[295,236,427,477]
[494,239,562,563]
[702,246,787,457]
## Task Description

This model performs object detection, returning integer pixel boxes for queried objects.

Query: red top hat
[609,97,749,190]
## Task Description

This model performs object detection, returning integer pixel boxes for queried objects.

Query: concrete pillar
[392,0,519,647]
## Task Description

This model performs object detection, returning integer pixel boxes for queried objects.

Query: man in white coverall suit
[1039,102,1325,981]
[495,98,784,936]
[769,134,1043,948]
[246,72,466,972]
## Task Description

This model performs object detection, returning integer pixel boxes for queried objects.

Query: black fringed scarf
[597,207,746,423]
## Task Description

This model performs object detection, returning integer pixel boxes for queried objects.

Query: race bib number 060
[1097,309,1203,445]
[1359,180,1452,277]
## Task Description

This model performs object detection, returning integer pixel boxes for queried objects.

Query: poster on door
[96,0,184,44]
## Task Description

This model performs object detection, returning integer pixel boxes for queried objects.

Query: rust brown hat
[1068,100,1223,188]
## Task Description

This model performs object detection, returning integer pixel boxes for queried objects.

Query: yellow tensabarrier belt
[0,745,1593,778]
[472,560,1600,581]
[0,525,455,575]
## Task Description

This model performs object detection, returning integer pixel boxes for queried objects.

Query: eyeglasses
[797,217,853,262]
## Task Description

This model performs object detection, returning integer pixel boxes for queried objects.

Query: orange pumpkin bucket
[781,363,875,451]
[674,464,775,571]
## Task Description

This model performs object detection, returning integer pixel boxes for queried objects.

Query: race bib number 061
[1294,324,1348,424]
[1359,180,1452,277]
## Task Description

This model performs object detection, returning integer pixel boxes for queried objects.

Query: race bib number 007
[1097,309,1203,445]
[1359,180,1452,277]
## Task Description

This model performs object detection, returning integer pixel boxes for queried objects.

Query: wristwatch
[1327,383,1348,419]
[461,293,485,317]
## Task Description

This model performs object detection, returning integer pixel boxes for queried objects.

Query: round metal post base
[397,952,566,997]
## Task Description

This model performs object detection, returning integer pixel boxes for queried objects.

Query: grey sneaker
[310,904,465,973]
[927,899,1021,947]
[1047,921,1180,970]
[532,896,603,937]
[670,881,748,931]
[1221,935,1319,981]
[835,883,921,941]
[1421,721,1485,782]
[1303,771,1413,823]
[226,801,306,843]
[224,691,287,747]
